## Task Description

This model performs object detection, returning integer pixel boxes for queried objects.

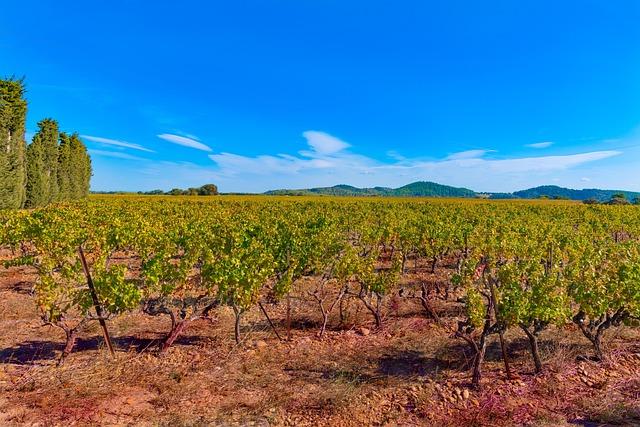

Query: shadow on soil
[283,366,377,384]
[482,337,588,362]
[0,335,208,365]
[377,349,458,378]
[0,280,33,295]
[285,348,460,384]
[243,316,355,334]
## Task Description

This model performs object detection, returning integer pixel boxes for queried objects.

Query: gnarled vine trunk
[358,288,383,328]
[455,297,498,390]
[160,319,190,352]
[573,309,627,361]
[56,318,88,366]
[233,305,243,344]
[419,282,440,324]
[521,325,543,374]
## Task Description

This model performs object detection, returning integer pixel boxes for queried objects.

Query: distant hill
[490,185,640,202]
[265,181,477,198]
[265,182,640,202]
[391,182,477,197]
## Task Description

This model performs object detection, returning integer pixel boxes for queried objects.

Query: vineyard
[1,196,639,425]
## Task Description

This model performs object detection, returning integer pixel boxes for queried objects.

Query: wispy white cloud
[208,152,331,175]
[82,135,155,152]
[88,149,146,161]
[158,133,212,152]
[301,131,350,154]
[481,151,619,173]
[526,141,554,149]
[446,149,491,160]
[209,130,370,176]
[386,150,405,161]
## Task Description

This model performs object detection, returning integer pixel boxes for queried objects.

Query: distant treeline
[582,193,638,205]
[489,185,640,202]
[0,78,91,209]
[93,184,219,196]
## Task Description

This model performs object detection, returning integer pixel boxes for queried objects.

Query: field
[0,196,639,426]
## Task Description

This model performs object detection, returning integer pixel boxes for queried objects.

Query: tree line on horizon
[0,78,92,209]
[582,192,638,205]
[92,183,219,196]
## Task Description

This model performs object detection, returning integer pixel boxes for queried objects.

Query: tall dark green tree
[26,119,59,207]
[25,127,47,207]
[68,133,91,199]
[57,132,72,200]
[42,119,59,202]
[80,135,92,196]
[0,78,27,209]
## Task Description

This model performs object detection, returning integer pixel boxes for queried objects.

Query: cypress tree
[0,78,27,209]
[57,132,72,200]
[25,130,47,207]
[78,134,92,197]
[41,119,59,202]
[68,133,91,199]
[26,119,59,207]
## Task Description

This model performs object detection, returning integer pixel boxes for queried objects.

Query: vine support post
[258,301,283,341]
[78,245,115,358]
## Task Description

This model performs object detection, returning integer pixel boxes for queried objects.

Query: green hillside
[509,185,640,202]
[265,182,640,202]
[265,181,476,197]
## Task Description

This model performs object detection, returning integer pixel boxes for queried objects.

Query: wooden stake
[79,246,115,358]
[258,301,283,341]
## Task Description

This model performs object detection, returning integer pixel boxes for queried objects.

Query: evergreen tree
[41,119,59,202]
[68,133,91,199]
[0,78,27,209]
[80,135,92,196]
[25,119,59,207]
[25,128,47,207]
[57,132,72,200]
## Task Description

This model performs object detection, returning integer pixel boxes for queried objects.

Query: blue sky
[1,0,639,193]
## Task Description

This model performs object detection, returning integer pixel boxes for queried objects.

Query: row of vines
[1,196,639,389]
